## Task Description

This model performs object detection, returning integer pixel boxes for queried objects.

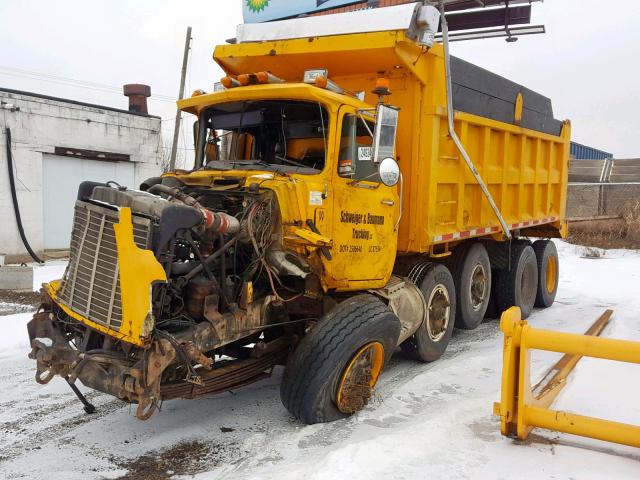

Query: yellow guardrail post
[495,307,525,438]
[495,307,640,449]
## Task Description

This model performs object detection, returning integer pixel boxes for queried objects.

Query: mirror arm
[395,173,404,231]
[347,173,382,188]
[358,113,375,139]
[348,182,381,190]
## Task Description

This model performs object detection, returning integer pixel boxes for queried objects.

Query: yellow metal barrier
[494,307,640,448]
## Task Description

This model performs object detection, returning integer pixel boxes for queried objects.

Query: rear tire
[533,240,559,308]
[280,294,400,425]
[449,243,491,330]
[495,244,538,319]
[401,263,456,362]
[484,270,500,320]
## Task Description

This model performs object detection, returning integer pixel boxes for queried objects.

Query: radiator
[58,201,152,332]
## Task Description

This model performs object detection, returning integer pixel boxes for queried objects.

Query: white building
[0,87,163,261]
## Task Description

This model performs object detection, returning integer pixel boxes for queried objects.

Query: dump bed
[215,29,570,254]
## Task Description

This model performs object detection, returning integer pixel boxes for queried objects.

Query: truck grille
[58,201,152,332]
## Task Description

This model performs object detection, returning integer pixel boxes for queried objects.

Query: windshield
[195,100,329,174]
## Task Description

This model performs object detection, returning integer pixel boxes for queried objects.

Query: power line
[0,65,178,103]
[160,146,195,151]
[0,65,177,99]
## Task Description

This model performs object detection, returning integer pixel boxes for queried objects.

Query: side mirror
[378,157,400,187]
[373,104,399,164]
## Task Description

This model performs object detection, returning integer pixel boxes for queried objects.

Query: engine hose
[4,127,44,264]
[219,234,229,309]
[148,184,240,234]
[182,235,238,283]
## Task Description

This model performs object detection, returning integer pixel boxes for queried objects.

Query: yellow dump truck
[28,4,570,423]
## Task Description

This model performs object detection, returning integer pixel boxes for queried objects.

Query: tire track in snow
[0,354,127,465]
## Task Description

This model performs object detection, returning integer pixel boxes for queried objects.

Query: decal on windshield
[358,147,373,161]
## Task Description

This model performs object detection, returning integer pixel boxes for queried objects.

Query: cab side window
[338,114,376,180]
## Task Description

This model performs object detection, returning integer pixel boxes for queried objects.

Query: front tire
[401,263,456,362]
[280,294,400,425]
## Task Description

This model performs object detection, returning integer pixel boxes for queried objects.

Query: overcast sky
[1,0,638,161]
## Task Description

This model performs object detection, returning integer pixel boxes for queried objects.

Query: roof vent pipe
[123,84,151,114]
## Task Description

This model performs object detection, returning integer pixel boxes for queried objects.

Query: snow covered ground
[0,243,638,479]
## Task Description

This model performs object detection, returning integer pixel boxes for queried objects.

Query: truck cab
[175,81,402,291]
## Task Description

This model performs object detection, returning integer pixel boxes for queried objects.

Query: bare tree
[160,139,184,173]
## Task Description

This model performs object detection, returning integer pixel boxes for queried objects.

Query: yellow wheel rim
[546,255,558,294]
[336,342,385,414]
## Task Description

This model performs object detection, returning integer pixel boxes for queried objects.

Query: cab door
[328,106,400,289]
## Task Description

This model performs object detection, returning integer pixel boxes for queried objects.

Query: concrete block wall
[603,184,640,215]
[610,159,640,183]
[0,266,33,291]
[0,89,162,257]
[567,185,602,217]
[567,184,640,218]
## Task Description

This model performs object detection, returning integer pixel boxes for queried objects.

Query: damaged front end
[28,180,317,419]
[28,289,284,419]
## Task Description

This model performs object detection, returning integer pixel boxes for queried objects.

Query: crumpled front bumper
[27,295,177,420]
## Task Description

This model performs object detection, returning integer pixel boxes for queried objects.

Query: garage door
[42,154,135,250]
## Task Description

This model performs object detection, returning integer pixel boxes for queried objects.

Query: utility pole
[169,26,192,171]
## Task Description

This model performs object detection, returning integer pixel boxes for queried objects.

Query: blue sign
[243,0,363,23]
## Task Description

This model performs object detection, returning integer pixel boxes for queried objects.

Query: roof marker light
[305,69,345,94]
[304,69,362,100]
[221,76,241,89]
[257,71,285,84]
[238,71,285,85]
[237,74,252,86]
[315,76,346,95]
[303,69,329,85]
